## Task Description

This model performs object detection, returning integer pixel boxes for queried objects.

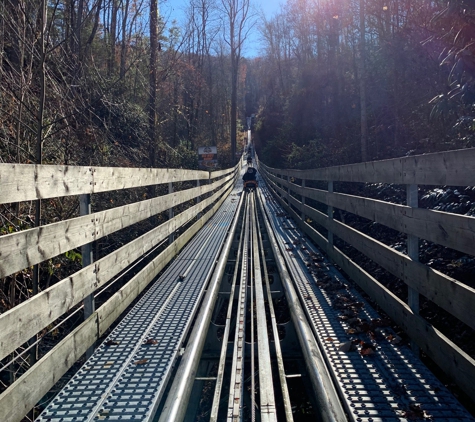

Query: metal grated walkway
[37,184,243,422]
[258,177,474,422]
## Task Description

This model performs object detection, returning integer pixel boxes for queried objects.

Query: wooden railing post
[286,175,291,205]
[328,181,334,247]
[301,179,306,222]
[169,182,175,244]
[79,193,95,359]
[196,179,201,219]
[407,183,419,355]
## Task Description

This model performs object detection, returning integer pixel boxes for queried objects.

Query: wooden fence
[259,148,475,402]
[0,163,239,421]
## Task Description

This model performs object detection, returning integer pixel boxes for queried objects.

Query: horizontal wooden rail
[0,164,236,204]
[263,172,475,402]
[0,176,235,361]
[261,147,475,185]
[0,173,234,279]
[265,172,475,257]
[0,180,235,422]
[264,173,475,331]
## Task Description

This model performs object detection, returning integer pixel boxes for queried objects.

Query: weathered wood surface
[0,173,231,279]
[279,182,475,332]
[0,181,235,422]
[266,178,475,402]
[210,167,236,179]
[98,181,233,336]
[0,164,216,204]
[0,315,98,422]
[268,173,475,257]
[261,147,475,185]
[0,179,234,361]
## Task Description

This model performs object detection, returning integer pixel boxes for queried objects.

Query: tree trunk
[120,0,130,79]
[231,51,237,161]
[359,0,368,162]
[149,0,159,169]
[109,0,119,75]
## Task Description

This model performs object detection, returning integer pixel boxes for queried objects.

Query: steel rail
[257,188,347,422]
[255,195,294,422]
[209,199,247,422]
[251,192,277,422]
[157,192,245,422]
[250,195,256,422]
[227,194,251,421]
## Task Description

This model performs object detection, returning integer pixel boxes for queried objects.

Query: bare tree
[220,0,253,161]
[149,0,159,168]
[358,0,368,162]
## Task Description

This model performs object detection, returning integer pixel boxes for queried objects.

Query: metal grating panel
[37,185,243,422]
[259,178,474,422]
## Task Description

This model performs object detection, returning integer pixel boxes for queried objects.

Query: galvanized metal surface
[250,194,276,422]
[257,187,347,422]
[255,201,294,422]
[37,189,242,422]
[157,191,244,422]
[227,198,249,421]
[210,203,246,422]
[258,179,475,422]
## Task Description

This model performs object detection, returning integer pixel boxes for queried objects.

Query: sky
[161,0,283,56]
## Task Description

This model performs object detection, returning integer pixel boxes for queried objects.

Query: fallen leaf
[360,341,376,356]
[134,359,148,365]
[105,340,119,346]
[144,339,158,345]
[325,337,335,342]
[360,347,375,356]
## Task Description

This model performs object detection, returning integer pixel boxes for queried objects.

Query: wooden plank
[0,164,93,204]
[0,180,235,422]
[92,167,209,194]
[269,188,475,402]
[264,170,475,333]
[210,166,236,179]
[297,200,475,331]
[0,214,95,279]
[0,175,232,279]
[0,164,213,203]
[280,177,475,257]
[0,315,98,422]
[98,181,234,335]
[262,148,475,185]
[327,244,475,403]
[0,180,234,361]
[265,167,475,329]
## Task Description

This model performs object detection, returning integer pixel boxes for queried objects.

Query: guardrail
[259,148,475,402]
[0,162,240,421]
